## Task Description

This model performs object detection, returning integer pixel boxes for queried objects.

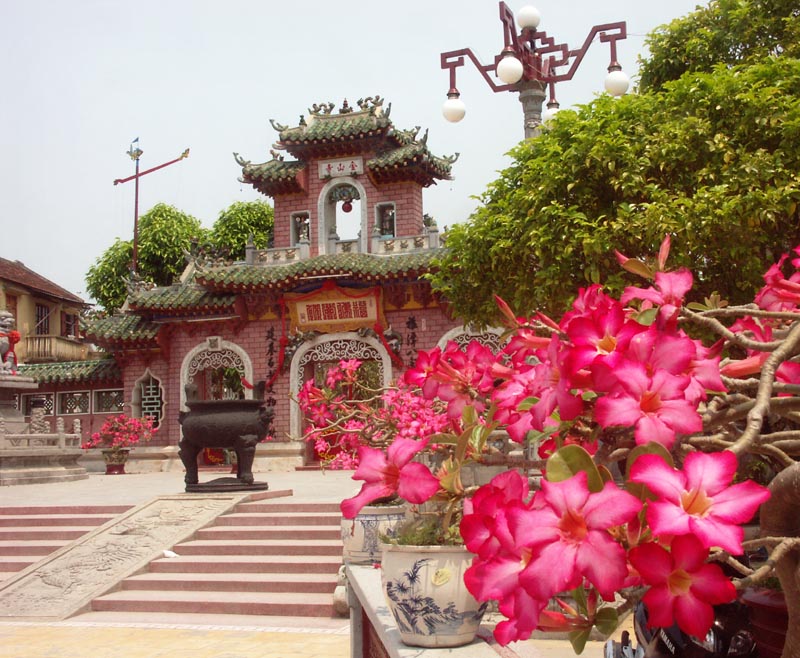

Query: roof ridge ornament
[309,102,335,115]
[269,119,288,132]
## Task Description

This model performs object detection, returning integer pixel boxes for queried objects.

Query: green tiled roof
[236,99,456,191]
[18,359,121,385]
[368,143,454,185]
[196,251,441,292]
[84,313,160,347]
[127,284,236,313]
[237,158,306,196]
[279,108,392,146]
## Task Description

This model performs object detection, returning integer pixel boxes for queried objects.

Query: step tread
[124,572,337,584]
[196,526,341,538]
[151,554,342,564]
[0,506,132,515]
[96,589,334,603]
[177,538,342,548]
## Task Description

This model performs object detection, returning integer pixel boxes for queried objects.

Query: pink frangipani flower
[629,451,770,554]
[340,438,439,518]
[594,362,702,449]
[629,534,736,638]
[509,471,642,601]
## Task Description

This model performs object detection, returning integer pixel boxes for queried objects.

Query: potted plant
[81,413,157,474]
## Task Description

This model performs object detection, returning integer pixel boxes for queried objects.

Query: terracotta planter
[381,544,486,648]
[740,588,787,658]
[341,502,407,565]
[101,448,130,475]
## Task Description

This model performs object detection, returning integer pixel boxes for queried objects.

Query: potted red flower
[82,414,157,474]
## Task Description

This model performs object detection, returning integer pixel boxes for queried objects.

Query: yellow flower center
[558,508,588,543]
[597,334,617,354]
[681,488,713,517]
[639,390,661,413]
[668,568,692,595]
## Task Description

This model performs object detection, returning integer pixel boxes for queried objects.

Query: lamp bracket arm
[441,49,517,94]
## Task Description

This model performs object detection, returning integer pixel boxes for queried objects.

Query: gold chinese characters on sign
[286,284,386,333]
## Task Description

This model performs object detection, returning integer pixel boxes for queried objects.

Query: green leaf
[546,445,604,493]
[569,629,592,655]
[635,308,659,326]
[594,607,619,636]
[626,442,674,478]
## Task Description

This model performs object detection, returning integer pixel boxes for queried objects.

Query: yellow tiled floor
[0,623,350,658]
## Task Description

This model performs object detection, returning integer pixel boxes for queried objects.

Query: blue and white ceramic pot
[381,544,486,648]
[341,502,407,565]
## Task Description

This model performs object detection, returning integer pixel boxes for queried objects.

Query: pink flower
[594,361,702,449]
[509,472,642,601]
[629,535,736,638]
[403,347,442,399]
[621,269,694,327]
[754,253,800,311]
[629,451,770,554]
[340,437,439,518]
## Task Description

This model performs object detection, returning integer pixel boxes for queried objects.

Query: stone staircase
[0,505,133,582]
[89,498,344,619]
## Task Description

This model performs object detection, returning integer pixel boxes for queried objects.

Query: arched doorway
[289,332,392,464]
[180,337,255,467]
[318,178,369,254]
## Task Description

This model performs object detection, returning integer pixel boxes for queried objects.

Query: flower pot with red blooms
[101,448,130,475]
[82,414,157,474]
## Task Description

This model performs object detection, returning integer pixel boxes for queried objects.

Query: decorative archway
[180,336,254,411]
[318,177,369,254]
[438,325,506,353]
[289,332,392,441]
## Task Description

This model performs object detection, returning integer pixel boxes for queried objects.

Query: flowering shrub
[314,237,800,653]
[82,414,157,450]
[297,360,453,470]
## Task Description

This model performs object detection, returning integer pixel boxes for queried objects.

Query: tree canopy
[431,0,800,324]
[86,200,274,311]
[210,199,274,260]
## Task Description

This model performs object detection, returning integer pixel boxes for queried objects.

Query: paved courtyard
[0,469,622,657]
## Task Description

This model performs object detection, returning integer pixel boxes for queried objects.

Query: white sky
[0,0,702,302]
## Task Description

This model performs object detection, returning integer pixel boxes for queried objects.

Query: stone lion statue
[0,311,20,374]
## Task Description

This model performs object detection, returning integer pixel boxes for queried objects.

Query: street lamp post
[441,2,629,139]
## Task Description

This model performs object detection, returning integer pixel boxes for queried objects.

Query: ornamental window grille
[57,391,90,415]
[447,328,506,354]
[296,339,383,386]
[94,389,125,413]
[132,371,164,428]
[376,203,396,238]
[187,347,246,400]
[21,393,53,416]
[35,304,51,335]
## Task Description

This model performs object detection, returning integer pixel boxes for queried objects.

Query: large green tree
[86,200,275,311]
[86,203,204,311]
[431,1,800,324]
[210,200,274,260]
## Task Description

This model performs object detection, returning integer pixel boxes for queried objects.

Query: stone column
[518,80,547,140]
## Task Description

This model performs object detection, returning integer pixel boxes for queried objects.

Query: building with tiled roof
[0,257,89,364]
[71,96,495,472]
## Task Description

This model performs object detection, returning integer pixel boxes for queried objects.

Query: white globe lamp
[496,53,524,85]
[517,6,541,30]
[442,94,466,123]
[604,68,630,96]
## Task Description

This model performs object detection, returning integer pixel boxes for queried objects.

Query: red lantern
[342,201,353,213]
